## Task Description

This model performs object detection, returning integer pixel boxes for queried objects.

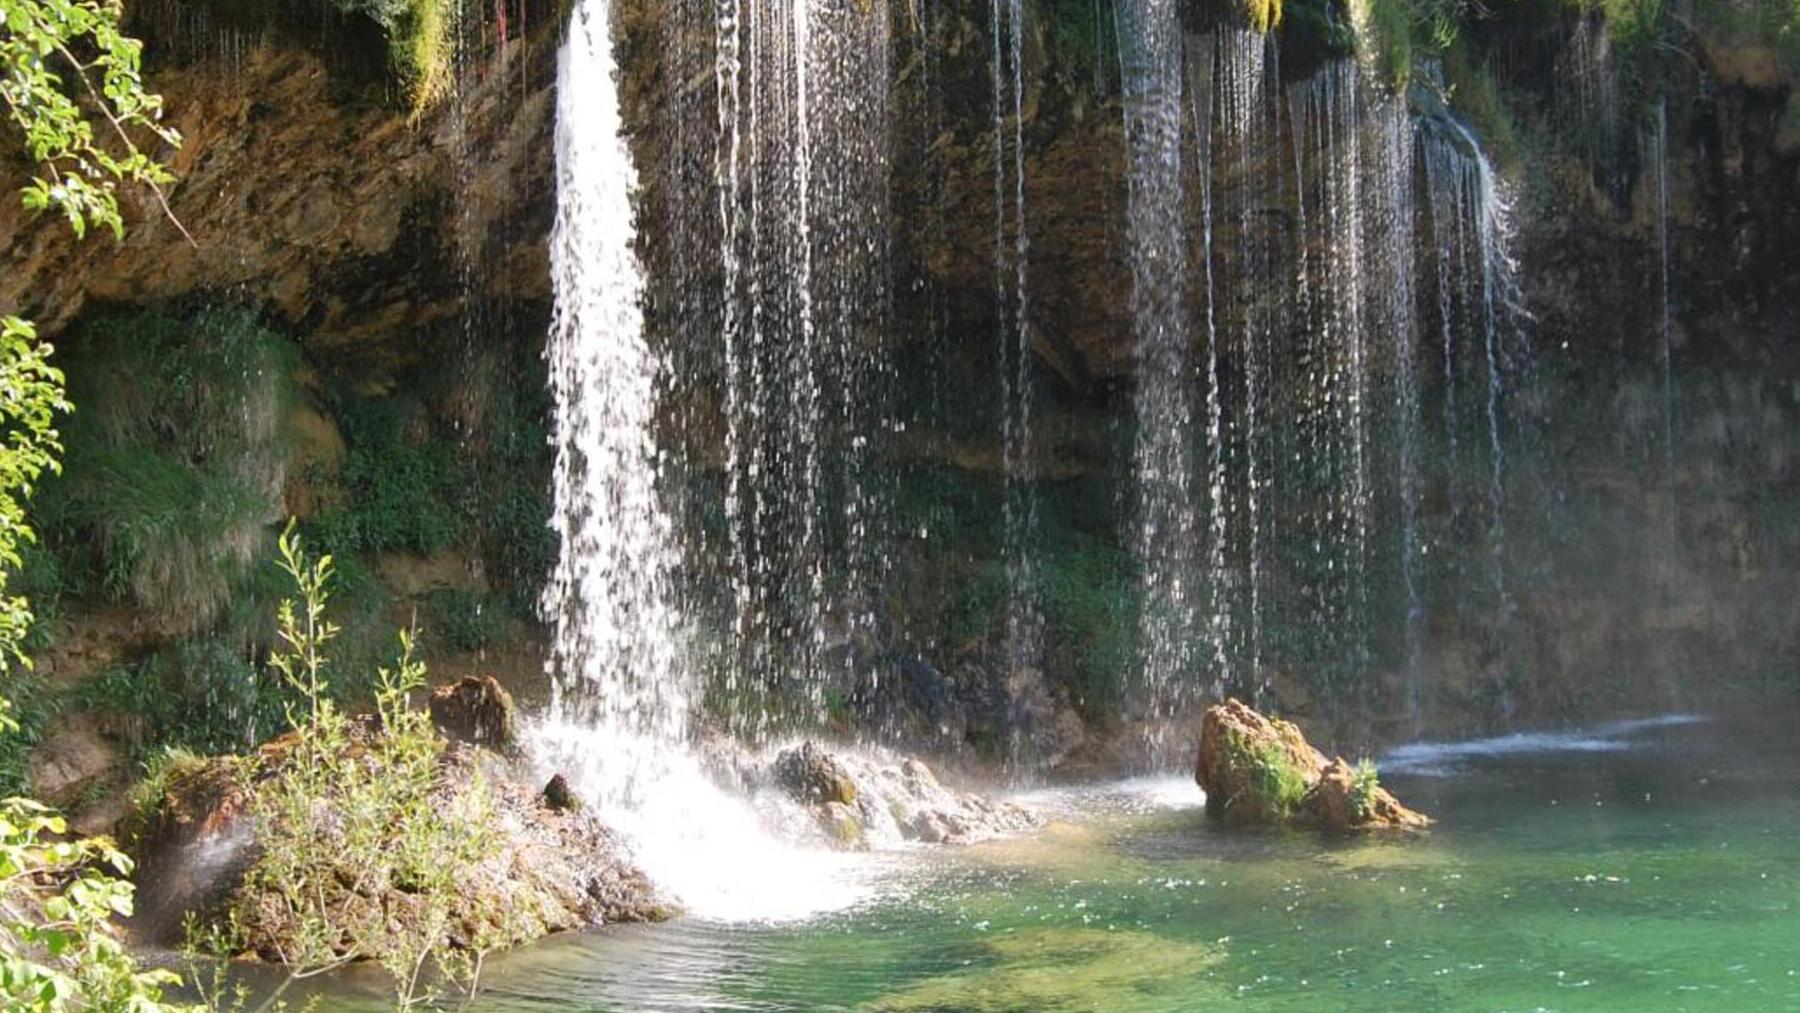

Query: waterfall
[1221,29,1269,698]
[1118,0,1199,733]
[1159,46,1527,734]
[711,0,893,730]
[1451,114,1524,646]
[994,0,1043,763]
[1421,107,1529,710]
[1376,105,1423,733]
[537,0,869,921]
[542,0,688,787]
[539,0,1539,806]
[1188,35,1231,695]
[1655,97,1675,468]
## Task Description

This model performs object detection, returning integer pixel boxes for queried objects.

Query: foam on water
[1012,775,1205,817]
[1383,713,1705,775]
[530,718,879,924]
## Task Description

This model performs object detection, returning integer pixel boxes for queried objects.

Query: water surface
[315,709,1800,1011]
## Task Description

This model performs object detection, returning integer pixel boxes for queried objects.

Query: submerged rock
[768,743,1038,849]
[1195,699,1430,832]
[868,927,1223,1011]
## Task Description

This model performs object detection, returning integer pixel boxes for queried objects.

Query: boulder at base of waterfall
[122,732,669,956]
[773,741,860,805]
[542,772,581,812]
[769,743,1040,850]
[428,675,518,749]
[1195,699,1431,831]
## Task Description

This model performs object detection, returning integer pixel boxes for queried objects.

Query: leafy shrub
[1247,0,1284,32]
[1228,730,1310,818]
[0,671,52,798]
[1350,758,1381,821]
[1350,0,1412,87]
[424,588,510,653]
[308,391,458,560]
[2,6,191,1004]
[76,637,280,761]
[0,800,189,1010]
[1037,539,1137,716]
[217,525,519,1006]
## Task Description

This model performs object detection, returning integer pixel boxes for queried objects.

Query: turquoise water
[313,709,1800,1011]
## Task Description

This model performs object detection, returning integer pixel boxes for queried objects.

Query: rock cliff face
[0,0,1795,778]
[0,24,557,383]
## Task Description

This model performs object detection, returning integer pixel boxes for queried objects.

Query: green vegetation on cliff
[332,0,457,111]
[42,308,295,633]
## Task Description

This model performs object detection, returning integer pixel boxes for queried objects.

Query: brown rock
[1304,758,1433,832]
[124,743,670,953]
[542,773,580,812]
[1195,699,1430,831]
[1195,698,1326,825]
[428,676,517,749]
[772,741,859,805]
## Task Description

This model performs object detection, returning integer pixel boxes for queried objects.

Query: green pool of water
[309,709,1800,1011]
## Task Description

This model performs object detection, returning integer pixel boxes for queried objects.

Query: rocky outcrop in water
[124,686,668,953]
[1195,699,1430,831]
[764,743,1040,849]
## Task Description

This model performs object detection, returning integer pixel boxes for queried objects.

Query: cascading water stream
[1187,35,1231,695]
[1118,0,1199,741]
[1375,105,1423,733]
[1162,46,1527,732]
[535,0,869,922]
[993,0,1042,755]
[705,0,893,725]
[1655,97,1675,469]
[1419,109,1528,708]
[1221,29,1268,698]
[541,0,687,790]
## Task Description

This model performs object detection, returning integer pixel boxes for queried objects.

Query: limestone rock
[123,737,668,954]
[773,741,859,806]
[1196,699,1326,826]
[428,675,517,749]
[1195,699,1430,831]
[542,773,580,812]
[764,745,1038,850]
[1304,758,1433,832]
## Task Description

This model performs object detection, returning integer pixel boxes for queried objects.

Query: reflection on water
[300,709,1800,1011]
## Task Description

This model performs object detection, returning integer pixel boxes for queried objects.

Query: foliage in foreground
[0,322,187,1009]
[203,526,520,1008]
[0,0,183,240]
[2,2,193,1007]
[0,799,186,1010]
